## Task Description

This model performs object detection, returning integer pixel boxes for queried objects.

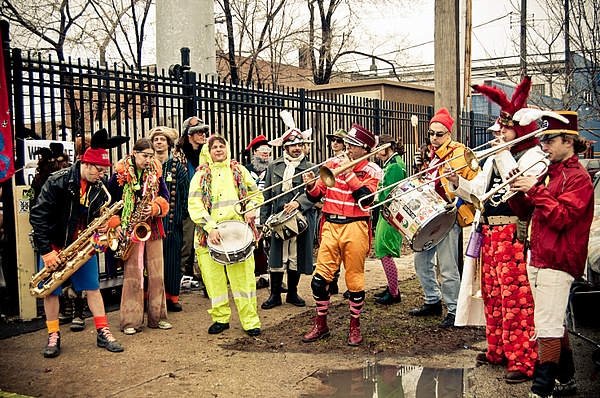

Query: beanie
[429,108,455,132]
[81,147,111,167]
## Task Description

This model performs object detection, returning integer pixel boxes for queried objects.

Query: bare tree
[1,0,92,60]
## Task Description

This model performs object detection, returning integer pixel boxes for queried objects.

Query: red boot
[302,315,330,343]
[348,317,363,346]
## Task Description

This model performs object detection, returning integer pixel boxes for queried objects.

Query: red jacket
[509,155,594,278]
[307,158,381,219]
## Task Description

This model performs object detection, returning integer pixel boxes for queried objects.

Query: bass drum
[381,180,457,252]
[207,220,255,265]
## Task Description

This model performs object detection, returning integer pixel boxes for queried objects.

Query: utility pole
[434,0,461,136]
[520,0,527,77]
[463,0,473,111]
[564,0,571,105]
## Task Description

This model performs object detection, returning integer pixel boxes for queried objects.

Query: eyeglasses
[330,138,344,144]
[92,165,108,174]
[428,130,448,138]
[136,151,155,159]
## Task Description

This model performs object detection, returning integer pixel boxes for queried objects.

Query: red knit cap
[81,147,111,167]
[429,108,455,132]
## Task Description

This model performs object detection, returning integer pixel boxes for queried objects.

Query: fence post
[373,99,381,135]
[298,88,306,131]
[179,47,197,118]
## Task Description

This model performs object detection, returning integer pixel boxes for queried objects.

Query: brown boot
[348,317,363,346]
[302,315,330,343]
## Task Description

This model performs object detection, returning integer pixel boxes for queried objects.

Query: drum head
[208,220,255,265]
[411,207,457,251]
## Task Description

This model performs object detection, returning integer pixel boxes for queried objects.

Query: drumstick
[410,115,419,153]
[215,228,232,264]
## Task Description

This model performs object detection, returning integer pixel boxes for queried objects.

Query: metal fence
[1,30,495,317]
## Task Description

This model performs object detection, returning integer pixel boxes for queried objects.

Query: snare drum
[381,180,457,252]
[264,209,308,241]
[207,220,255,265]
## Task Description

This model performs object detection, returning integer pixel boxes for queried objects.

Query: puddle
[302,361,468,398]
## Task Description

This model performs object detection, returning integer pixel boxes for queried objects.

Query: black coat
[30,161,109,255]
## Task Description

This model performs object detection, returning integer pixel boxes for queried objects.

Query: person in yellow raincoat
[188,135,264,336]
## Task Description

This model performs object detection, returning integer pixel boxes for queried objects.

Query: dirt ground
[1,254,599,397]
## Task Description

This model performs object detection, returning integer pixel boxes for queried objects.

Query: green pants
[197,248,261,331]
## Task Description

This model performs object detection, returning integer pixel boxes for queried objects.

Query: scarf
[282,152,304,191]
[196,160,248,247]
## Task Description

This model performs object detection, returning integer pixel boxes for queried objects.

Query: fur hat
[472,76,539,153]
[149,126,178,147]
[344,123,376,150]
[429,108,455,132]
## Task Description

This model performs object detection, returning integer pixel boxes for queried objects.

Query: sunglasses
[330,138,344,144]
[428,130,448,138]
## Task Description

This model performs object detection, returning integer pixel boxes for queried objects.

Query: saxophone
[30,183,124,298]
[113,164,157,260]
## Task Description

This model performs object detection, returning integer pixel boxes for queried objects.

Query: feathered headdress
[268,110,313,147]
[472,76,539,154]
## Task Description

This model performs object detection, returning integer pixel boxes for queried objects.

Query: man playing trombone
[447,77,546,383]
[260,129,316,309]
[301,124,382,346]
[509,111,593,398]
[408,108,478,328]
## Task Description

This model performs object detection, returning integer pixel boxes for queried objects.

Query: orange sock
[170,296,179,303]
[46,319,59,334]
[93,315,109,330]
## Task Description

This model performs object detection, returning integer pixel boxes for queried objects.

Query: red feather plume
[472,83,511,111]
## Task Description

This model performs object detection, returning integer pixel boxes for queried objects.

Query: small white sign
[23,139,75,185]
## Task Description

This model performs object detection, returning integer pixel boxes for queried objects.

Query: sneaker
[97,327,124,352]
[123,327,137,335]
[70,317,85,332]
[245,328,261,337]
[208,322,230,335]
[440,313,456,328]
[504,370,531,384]
[554,378,577,396]
[43,331,61,358]
[157,320,172,330]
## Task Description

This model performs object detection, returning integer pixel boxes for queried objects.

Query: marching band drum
[207,220,256,265]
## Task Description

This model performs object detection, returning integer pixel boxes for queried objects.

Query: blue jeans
[413,222,461,315]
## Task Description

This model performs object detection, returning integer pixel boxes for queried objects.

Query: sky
[343,0,549,73]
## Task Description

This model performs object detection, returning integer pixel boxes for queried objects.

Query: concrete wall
[156,0,216,77]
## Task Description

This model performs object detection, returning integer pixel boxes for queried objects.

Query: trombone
[470,155,549,210]
[235,151,349,213]
[235,143,391,215]
[358,124,549,211]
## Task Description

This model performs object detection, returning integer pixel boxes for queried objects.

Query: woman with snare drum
[188,135,264,336]
[447,77,544,384]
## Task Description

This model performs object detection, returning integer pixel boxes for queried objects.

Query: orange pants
[315,221,370,292]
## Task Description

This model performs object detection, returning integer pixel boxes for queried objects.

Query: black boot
[375,289,401,305]
[531,362,559,397]
[261,271,283,309]
[286,270,306,307]
[408,301,443,316]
